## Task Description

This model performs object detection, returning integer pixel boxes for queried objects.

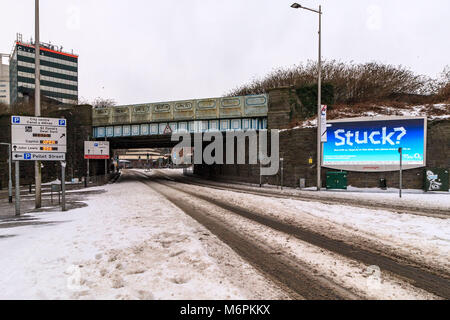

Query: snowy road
[0,169,448,300]
[142,170,450,299]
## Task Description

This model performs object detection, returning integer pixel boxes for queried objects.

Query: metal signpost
[11,115,67,215]
[61,161,66,211]
[260,162,263,188]
[399,147,403,198]
[320,105,327,191]
[280,158,284,190]
[15,161,20,215]
[104,137,108,181]
[87,157,89,186]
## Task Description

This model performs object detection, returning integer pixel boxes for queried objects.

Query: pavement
[0,178,112,218]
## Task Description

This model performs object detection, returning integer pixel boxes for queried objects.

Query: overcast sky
[1,0,449,105]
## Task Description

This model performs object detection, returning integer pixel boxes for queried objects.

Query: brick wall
[194,88,450,190]
[267,86,295,130]
[194,120,450,189]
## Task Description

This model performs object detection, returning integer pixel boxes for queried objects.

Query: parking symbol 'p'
[13,117,20,124]
[24,153,32,160]
[59,119,66,126]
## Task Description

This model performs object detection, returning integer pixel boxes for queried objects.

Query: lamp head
[291,3,302,9]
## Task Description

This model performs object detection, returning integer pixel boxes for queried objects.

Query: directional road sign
[11,116,67,161]
[13,153,66,161]
[84,141,110,159]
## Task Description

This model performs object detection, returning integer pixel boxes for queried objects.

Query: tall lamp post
[35,0,42,207]
[291,3,323,191]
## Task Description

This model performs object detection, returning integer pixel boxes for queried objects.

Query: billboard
[322,116,427,172]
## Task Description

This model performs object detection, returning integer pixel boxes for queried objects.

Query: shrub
[227,60,440,104]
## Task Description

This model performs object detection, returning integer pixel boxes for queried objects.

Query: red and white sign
[320,105,327,143]
[163,124,173,135]
[84,141,110,159]
[85,155,109,160]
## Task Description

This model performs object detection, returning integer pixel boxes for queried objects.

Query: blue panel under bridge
[92,94,268,138]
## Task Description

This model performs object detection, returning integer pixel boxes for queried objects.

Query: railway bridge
[91,94,269,149]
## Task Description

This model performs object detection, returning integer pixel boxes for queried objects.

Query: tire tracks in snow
[134,172,359,300]
[142,171,450,299]
[166,172,450,219]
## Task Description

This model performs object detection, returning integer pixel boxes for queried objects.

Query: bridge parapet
[92,94,268,127]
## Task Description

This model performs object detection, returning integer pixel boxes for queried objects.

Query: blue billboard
[323,117,427,172]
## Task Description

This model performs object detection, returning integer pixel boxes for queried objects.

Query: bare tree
[77,96,90,105]
[91,97,117,108]
[437,66,450,101]
[226,60,441,104]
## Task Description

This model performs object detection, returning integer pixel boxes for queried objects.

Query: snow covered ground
[171,178,450,273]
[1,169,448,300]
[162,170,450,272]
[289,103,450,129]
[305,186,450,211]
[188,172,450,212]
[0,176,285,300]
[161,181,438,299]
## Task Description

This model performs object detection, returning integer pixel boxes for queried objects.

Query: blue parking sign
[24,153,32,160]
[12,117,20,124]
[59,119,66,126]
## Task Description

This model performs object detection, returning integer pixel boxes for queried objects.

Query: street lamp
[35,0,42,208]
[291,2,323,191]
[0,143,13,203]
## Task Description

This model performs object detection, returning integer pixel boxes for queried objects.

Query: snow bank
[300,187,450,211]
[289,103,450,129]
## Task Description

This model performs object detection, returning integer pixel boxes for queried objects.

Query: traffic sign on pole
[320,105,327,143]
[11,116,67,162]
[13,152,66,161]
[11,116,66,127]
[84,141,110,159]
